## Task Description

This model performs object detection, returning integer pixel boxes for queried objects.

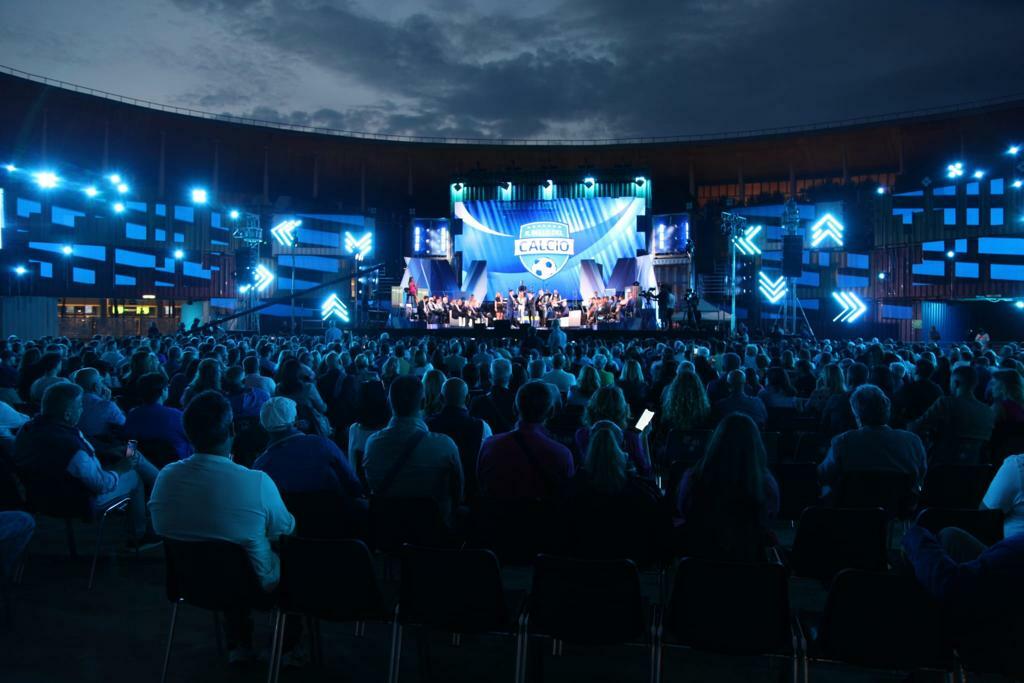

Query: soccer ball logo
[532,257,558,279]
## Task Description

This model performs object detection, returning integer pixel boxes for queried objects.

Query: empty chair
[834,470,916,519]
[655,558,798,682]
[803,570,954,679]
[467,497,557,565]
[390,544,517,683]
[920,464,994,509]
[790,507,888,581]
[160,540,274,683]
[268,537,387,683]
[793,433,830,464]
[775,463,820,523]
[520,554,652,683]
[369,497,451,553]
[914,507,1004,547]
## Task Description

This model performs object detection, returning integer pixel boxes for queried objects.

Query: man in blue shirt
[253,397,363,498]
[73,367,125,441]
[711,370,768,430]
[124,373,192,462]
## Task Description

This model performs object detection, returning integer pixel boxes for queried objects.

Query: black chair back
[914,508,1004,547]
[278,537,383,621]
[163,539,270,610]
[834,470,915,518]
[136,438,180,469]
[231,416,268,468]
[559,491,666,566]
[528,554,645,645]
[765,407,799,433]
[369,497,450,553]
[468,497,557,564]
[665,559,791,655]
[794,432,830,464]
[281,490,367,540]
[790,507,888,581]
[775,462,820,522]
[398,544,509,633]
[920,464,994,509]
[17,468,93,520]
[662,429,712,469]
[817,570,952,671]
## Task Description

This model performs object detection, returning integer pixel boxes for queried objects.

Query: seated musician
[467,295,480,321]
[450,299,465,326]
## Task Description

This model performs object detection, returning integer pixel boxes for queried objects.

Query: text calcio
[513,238,575,256]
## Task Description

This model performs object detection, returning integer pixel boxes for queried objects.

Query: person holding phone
[574,386,652,478]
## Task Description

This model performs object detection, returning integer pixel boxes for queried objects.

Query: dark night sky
[1,0,1022,140]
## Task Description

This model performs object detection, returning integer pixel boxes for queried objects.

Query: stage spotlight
[1008,145,1020,156]
[946,162,964,179]
[634,176,646,187]
[113,202,126,214]
[4,164,15,172]
[500,181,511,190]
[116,182,129,194]
[229,209,240,220]
[452,182,463,192]
[107,173,122,184]
[84,186,99,198]
[14,266,27,276]
[946,250,955,259]
[583,177,595,188]
[191,188,208,204]
[877,272,887,280]
[1013,180,1023,189]
[876,186,886,195]
[1016,301,1024,310]
[33,171,59,189]
[973,170,985,179]
[173,249,185,260]
[61,245,73,256]
[543,179,552,188]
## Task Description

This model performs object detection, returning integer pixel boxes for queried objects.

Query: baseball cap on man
[260,396,297,432]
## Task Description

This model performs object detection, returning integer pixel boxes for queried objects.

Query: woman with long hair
[805,363,846,415]
[348,380,389,484]
[991,368,1024,430]
[758,366,797,409]
[567,366,601,408]
[616,358,647,418]
[181,358,223,407]
[660,370,711,431]
[421,368,447,418]
[575,385,652,477]
[675,412,779,561]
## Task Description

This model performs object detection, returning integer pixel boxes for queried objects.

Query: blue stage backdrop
[453,197,645,299]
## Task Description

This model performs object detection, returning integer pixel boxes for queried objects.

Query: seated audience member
[242,355,275,396]
[566,366,601,408]
[253,397,362,498]
[805,363,845,415]
[711,369,768,430]
[675,413,779,562]
[706,352,742,404]
[477,380,575,499]
[903,523,1024,642]
[347,380,389,479]
[470,358,517,434]
[28,352,65,405]
[421,368,447,418]
[821,362,869,436]
[14,383,158,547]
[990,369,1024,433]
[0,400,29,439]
[758,367,798,408]
[124,373,192,462]
[223,365,270,419]
[616,359,648,417]
[660,370,711,433]
[0,511,34,579]
[73,367,125,441]
[576,386,652,478]
[542,353,577,394]
[427,378,492,500]
[149,391,297,663]
[793,359,817,398]
[818,384,927,500]
[892,359,944,427]
[362,375,463,526]
[910,365,995,464]
[981,453,1024,539]
[181,358,223,407]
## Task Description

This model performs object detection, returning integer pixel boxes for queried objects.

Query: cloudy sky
[1,0,1022,140]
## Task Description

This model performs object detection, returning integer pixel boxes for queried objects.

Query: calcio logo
[514,221,575,280]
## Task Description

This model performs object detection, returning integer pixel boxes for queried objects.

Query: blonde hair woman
[421,368,447,417]
[574,386,652,477]
[661,370,711,431]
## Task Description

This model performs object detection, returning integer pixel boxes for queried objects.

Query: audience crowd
[1,327,1023,670]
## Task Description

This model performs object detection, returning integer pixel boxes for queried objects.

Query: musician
[525,291,537,326]
[684,288,701,327]
[451,298,466,327]
[536,289,548,327]
[406,276,418,306]
[467,294,480,323]
[415,294,427,321]
[494,292,505,320]
[550,290,564,318]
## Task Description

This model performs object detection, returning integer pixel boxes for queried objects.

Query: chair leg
[388,606,403,683]
[517,621,529,683]
[160,601,180,683]
[266,611,284,683]
[65,519,78,558]
[212,611,224,654]
[88,509,113,589]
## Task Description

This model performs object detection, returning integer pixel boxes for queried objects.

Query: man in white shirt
[363,375,463,526]
[542,353,577,394]
[149,390,295,661]
[0,400,29,439]
[242,356,275,395]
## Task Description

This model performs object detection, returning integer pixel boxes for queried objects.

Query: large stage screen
[453,197,645,298]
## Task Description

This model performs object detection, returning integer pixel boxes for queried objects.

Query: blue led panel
[52,206,85,227]
[979,237,1024,255]
[881,304,913,319]
[912,261,945,276]
[837,274,869,288]
[966,208,979,226]
[991,208,1004,226]
[955,262,979,278]
[72,267,95,284]
[115,274,136,286]
[847,254,869,269]
[990,264,1024,281]
[126,223,147,240]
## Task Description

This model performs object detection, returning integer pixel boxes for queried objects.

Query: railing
[4,64,1024,147]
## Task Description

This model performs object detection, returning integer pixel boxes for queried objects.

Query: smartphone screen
[634,409,656,431]
[126,440,138,461]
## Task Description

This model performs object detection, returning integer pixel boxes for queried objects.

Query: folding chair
[789,507,889,582]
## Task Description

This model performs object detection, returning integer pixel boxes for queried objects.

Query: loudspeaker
[635,215,651,232]
[782,235,803,277]
[492,320,512,333]
[451,218,463,235]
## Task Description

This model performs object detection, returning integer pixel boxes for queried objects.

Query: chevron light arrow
[758,271,788,304]
[810,213,844,248]
[832,291,867,323]
[321,293,350,322]
[270,219,301,247]
[733,224,763,256]
[344,231,373,259]
[253,264,275,293]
